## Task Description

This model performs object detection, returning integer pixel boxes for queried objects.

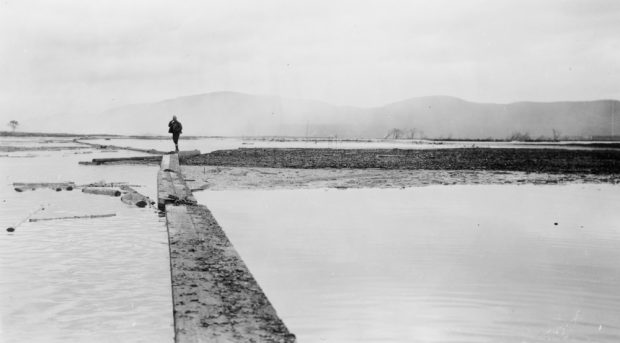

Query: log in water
[82,187,121,197]
[29,213,116,222]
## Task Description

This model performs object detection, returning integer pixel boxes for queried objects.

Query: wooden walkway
[158,153,295,342]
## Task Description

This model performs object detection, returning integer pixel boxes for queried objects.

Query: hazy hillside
[98,92,367,137]
[96,91,620,139]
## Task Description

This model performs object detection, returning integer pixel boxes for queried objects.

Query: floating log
[13,182,76,192]
[80,181,139,188]
[29,213,116,222]
[82,187,121,197]
[89,155,163,165]
[7,205,45,231]
[74,140,168,155]
[120,187,153,208]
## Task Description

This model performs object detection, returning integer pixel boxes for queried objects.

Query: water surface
[198,185,620,342]
[85,137,619,153]
[1,141,173,343]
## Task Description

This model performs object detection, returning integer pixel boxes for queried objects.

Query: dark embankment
[185,148,620,174]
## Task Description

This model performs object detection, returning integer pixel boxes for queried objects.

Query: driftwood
[82,187,121,197]
[29,213,116,222]
[13,182,75,192]
[88,155,163,165]
[120,186,153,208]
[80,181,140,188]
[7,206,45,231]
[74,140,167,155]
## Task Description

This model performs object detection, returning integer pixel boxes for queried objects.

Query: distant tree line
[384,128,424,139]
[384,127,565,141]
[7,120,19,132]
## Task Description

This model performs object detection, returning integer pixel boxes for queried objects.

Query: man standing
[168,115,183,152]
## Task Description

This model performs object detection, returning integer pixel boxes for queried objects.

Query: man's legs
[172,133,180,152]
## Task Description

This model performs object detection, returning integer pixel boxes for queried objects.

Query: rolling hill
[97,91,620,139]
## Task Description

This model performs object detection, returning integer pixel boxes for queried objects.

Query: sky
[1,0,619,125]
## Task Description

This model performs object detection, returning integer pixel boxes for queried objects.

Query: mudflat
[181,148,620,191]
[185,148,620,174]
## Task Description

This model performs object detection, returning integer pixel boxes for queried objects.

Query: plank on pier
[157,170,196,210]
[161,154,180,172]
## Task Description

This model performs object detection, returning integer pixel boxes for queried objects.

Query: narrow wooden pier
[158,153,295,342]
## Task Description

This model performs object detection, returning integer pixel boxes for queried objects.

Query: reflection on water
[199,185,620,343]
[1,141,173,342]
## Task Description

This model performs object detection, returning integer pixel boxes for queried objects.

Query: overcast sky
[1,0,619,122]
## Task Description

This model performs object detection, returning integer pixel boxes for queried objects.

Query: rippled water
[1,140,173,342]
[198,185,620,343]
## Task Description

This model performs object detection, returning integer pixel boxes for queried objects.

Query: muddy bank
[181,166,620,191]
[185,148,620,174]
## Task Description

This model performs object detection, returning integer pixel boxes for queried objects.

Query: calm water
[3,137,620,342]
[87,137,455,152]
[1,139,174,342]
[197,186,620,343]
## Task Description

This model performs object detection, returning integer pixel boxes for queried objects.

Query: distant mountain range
[96,91,619,139]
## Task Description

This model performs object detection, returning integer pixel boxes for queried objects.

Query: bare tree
[552,128,561,141]
[408,128,416,140]
[508,131,532,141]
[385,128,404,139]
[7,120,19,132]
